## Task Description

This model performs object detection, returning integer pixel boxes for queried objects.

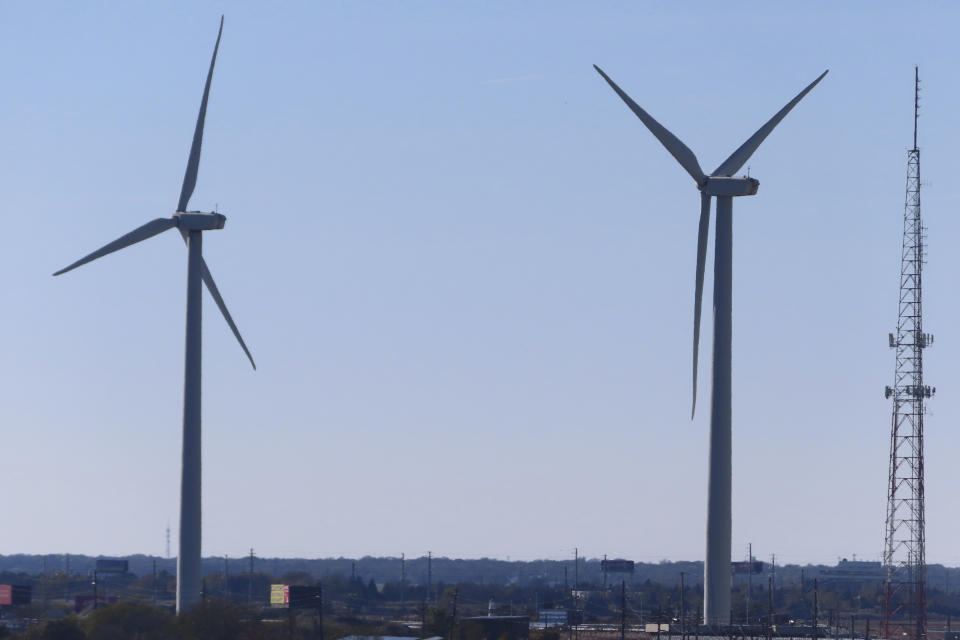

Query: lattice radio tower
[883,66,934,640]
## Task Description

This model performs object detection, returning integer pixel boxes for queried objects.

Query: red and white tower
[883,66,933,640]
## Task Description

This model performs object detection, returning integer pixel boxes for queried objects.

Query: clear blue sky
[2,1,959,567]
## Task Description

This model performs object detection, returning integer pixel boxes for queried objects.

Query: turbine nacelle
[175,212,227,231]
[701,176,759,198]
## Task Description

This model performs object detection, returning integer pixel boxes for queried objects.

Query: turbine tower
[54,17,254,613]
[883,66,932,640]
[594,66,827,624]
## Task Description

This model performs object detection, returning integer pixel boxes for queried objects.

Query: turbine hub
[174,212,227,231]
[702,176,759,197]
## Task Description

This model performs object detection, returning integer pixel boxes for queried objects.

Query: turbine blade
[593,64,706,185]
[176,16,224,213]
[53,218,178,276]
[691,192,711,419]
[712,70,829,177]
[201,259,256,370]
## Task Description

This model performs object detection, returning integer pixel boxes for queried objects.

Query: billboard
[732,561,765,575]
[270,584,289,606]
[0,585,32,606]
[95,559,129,573]
[601,559,635,574]
[289,585,322,610]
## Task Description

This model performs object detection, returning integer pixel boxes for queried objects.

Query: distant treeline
[2,553,960,593]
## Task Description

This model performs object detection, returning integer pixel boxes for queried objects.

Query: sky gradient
[2,2,960,567]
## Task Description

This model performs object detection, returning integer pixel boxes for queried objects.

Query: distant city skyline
[2,3,960,567]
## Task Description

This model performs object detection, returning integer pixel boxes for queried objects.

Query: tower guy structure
[883,66,933,640]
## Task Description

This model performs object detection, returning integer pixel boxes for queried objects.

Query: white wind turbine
[54,17,253,613]
[594,65,827,624]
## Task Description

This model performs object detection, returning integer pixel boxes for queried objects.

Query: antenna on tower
[883,66,932,640]
[913,65,920,151]
[166,522,171,560]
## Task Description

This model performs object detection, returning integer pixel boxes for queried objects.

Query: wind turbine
[593,65,827,624]
[54,17,254,613]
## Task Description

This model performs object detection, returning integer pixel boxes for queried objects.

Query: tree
[425,604,454,638]
[83,602,172,640]
[176,600,285,640]
[280,572,313,587]
[21,617,86,640]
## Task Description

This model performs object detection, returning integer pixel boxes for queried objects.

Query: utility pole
[248,548,255,604]
[166,523,171,559]
[450,587,459,640]
[318,581,325,640]
[680,572,686,640]
[401,553,406,615]
[421,598,427,639]
[747,543,752,625]
[603,554,608,590]
[620,580,626,640]
[883,66,931,640]
[65,553,71,604]
[574,548,579,591]
[813,579,819,638]
[767,576,773,640]
[427,551,433,604]
[574,547,579,640]
[770,554,776,593]
[41,557,47,608]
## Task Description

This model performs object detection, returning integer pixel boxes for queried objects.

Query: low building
[460,616,529,640]
[538,610,568,627]
[817,559,885,586]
